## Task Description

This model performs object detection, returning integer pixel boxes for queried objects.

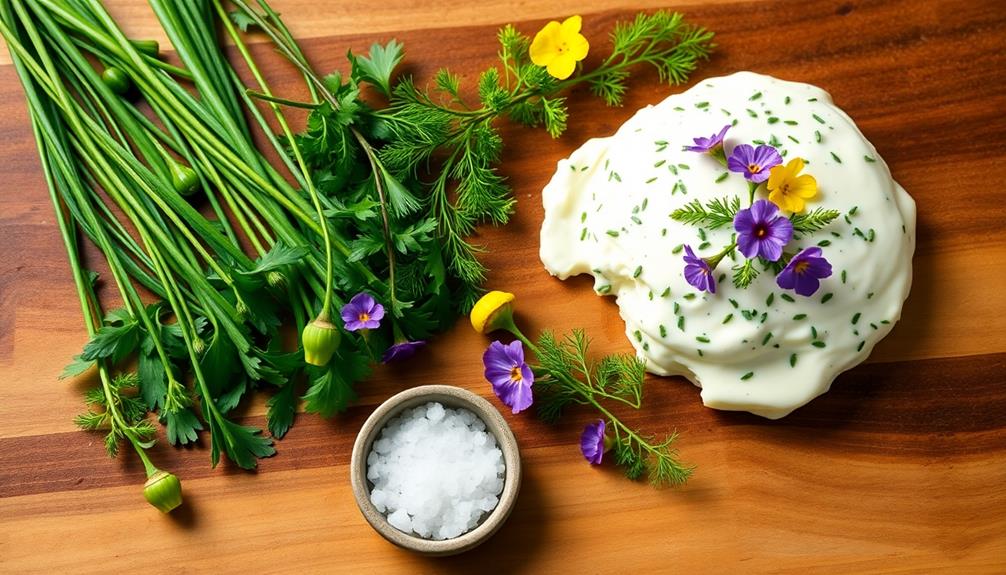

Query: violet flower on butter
[683,124,731,154]
[682,245,717,294]
[727,144,782,183]
[776,247,833,296]
[734,199,793,262]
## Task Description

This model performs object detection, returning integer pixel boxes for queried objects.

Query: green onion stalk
[0,0,441,473]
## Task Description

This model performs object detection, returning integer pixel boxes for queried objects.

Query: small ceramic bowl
[350,385,522,556]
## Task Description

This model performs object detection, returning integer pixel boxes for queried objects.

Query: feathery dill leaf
[732,258,760,289]
[790,207,841,235]
[671,196,740,229]
[372,13,713,307]
[531,328,692,486]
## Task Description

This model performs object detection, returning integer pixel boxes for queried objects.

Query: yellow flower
[470,290,516,334]
[767,158,818,213]
[529,15,589,80]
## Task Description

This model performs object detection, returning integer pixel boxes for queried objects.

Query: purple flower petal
[482,340,534,414]
[728,144,782,183]
[580,419,606,465]
[732,199,793,263]
[776,247,833,297]
[381,340,427,363]
[682,245,717,294]
[340,292,385,332]
[683,125,731,153]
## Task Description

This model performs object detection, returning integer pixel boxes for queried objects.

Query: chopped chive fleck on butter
[741,371,754,381]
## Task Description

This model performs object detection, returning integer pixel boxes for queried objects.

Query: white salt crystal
[366,402,506,540]
[426,402,445,422]
[387,508,413,532]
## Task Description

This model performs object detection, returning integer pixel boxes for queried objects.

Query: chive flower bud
[266,270,287,290]
[169,162,200,196]
[302,318,341,366]
[101,67,130,95]
[469,290,516,334]
[192,336,206,355]
[130,39,160,58]
[143,469,182,513]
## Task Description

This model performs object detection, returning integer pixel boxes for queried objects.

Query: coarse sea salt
[367,402,505,540]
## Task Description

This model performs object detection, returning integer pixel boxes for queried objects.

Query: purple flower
[727,144,782,183]
[682,245,716,294]
[733,199,794,262]
[683,125,731,153]
[340,292,385,331]
[776,247,833,296]
[482,340,534,414]
[381,340,427,363]
[580,419,606,465]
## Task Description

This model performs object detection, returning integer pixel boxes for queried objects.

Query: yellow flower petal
[546,54,577,80]
[529,21,563,66]
[767,165,786,191]
[567,34,589,61]
[786,157,805,175]
[470,290,516,334]
[769,189,804,213]
[560,15,582,35]
[792,174,818,198]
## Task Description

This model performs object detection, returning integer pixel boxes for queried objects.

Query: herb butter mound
[539,72,916,419]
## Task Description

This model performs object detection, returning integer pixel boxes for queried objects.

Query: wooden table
[2,1,1005,572]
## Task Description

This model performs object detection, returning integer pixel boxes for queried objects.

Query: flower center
[509,365,523,383]
[754,224,768,239]
[794,260,810,275]
[358,312,370,322]
[748,163,762,174]
[781,183,790,195]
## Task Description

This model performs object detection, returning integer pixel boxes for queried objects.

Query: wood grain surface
[2,0,1006,573]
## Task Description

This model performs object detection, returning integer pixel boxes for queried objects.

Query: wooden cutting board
[2,0,1004,572]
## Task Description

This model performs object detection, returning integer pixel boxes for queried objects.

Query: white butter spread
[539,72,915,419]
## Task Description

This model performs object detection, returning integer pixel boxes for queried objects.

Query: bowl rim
[349,384,522,556]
